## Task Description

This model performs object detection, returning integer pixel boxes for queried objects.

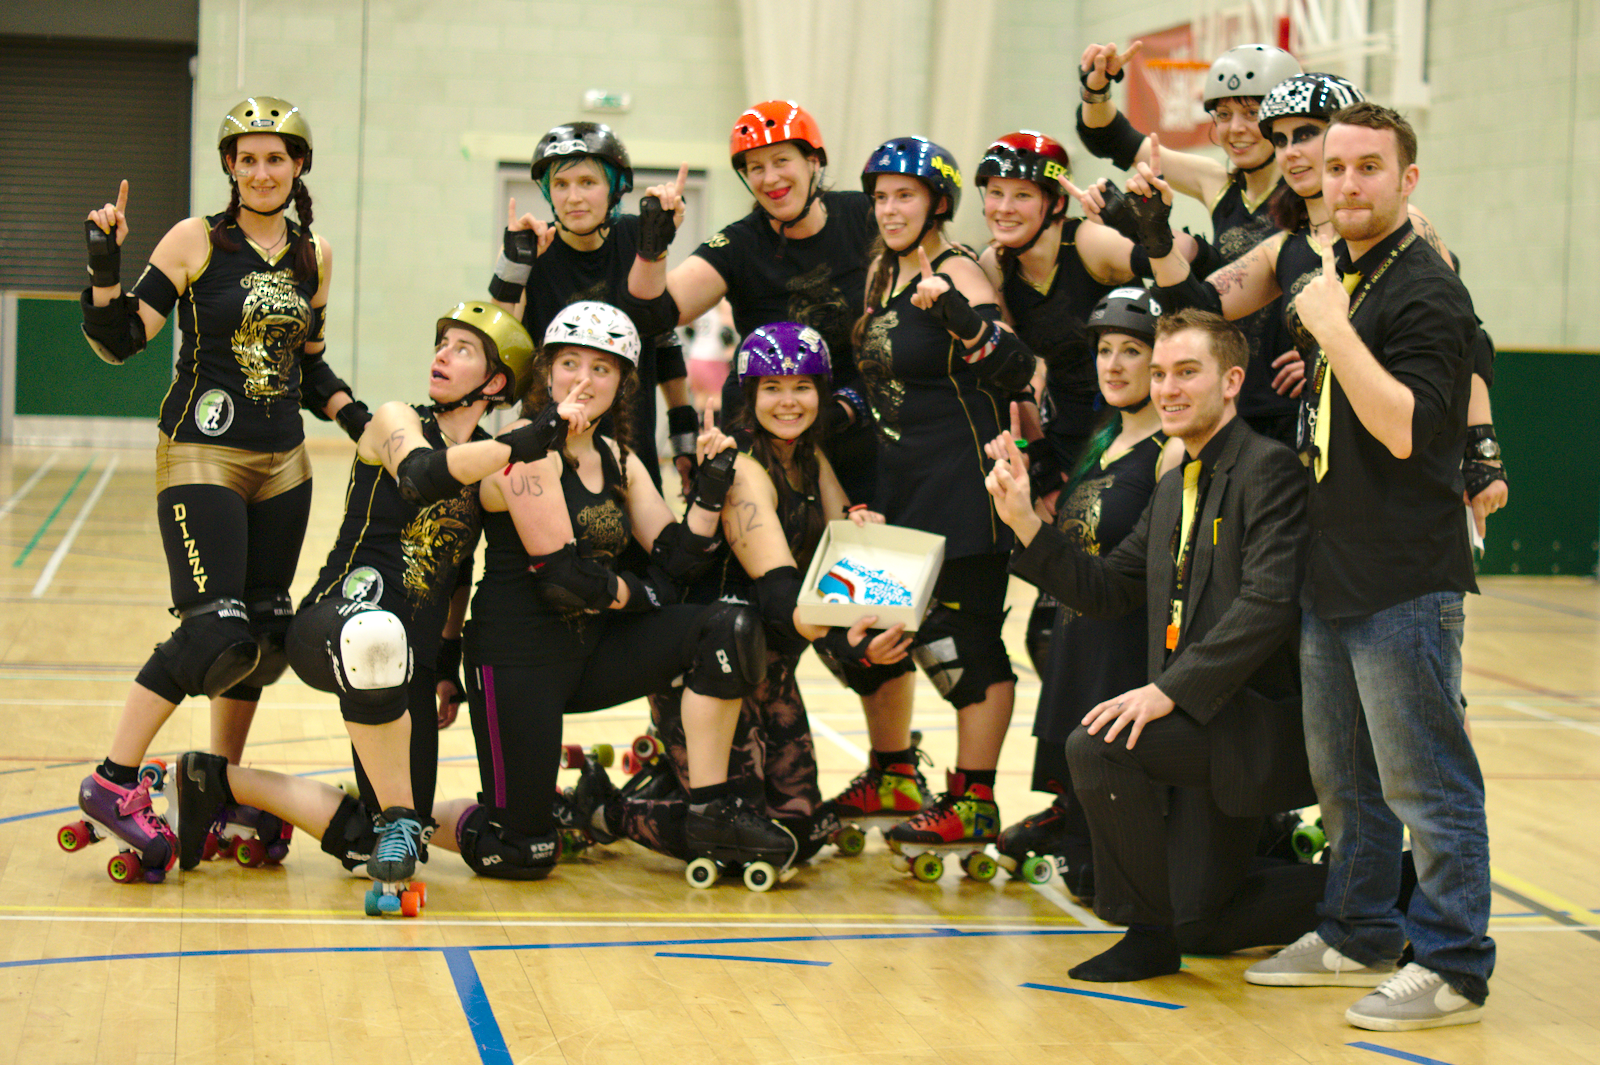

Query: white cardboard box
[796,520,945,633]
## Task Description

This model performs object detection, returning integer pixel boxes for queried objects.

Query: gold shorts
[155,434,311,503]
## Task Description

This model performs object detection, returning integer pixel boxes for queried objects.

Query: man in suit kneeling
[987,308,1315,982]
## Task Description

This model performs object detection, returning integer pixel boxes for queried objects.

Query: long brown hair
[211,137,318,286]
[520,344,638,490]
[736,376,827,561]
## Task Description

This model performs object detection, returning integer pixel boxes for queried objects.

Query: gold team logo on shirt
[856,311,903,441]
[232,270,310,400]
[705,232,729,249]
[401,496,477,602]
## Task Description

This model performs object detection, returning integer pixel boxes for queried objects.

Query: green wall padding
[15,294,174,416]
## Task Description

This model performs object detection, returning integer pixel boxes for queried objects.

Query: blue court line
[444,948,513,1065]
[1349,1041,1460,1065]
[656,951,831,966]
[1020,982,1184,1009]
[12,461,91,568]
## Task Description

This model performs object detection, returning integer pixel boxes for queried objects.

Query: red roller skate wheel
[621,750,641,774]
[107,853,141,884]
[234,838,267,868]
[632,735,663,761]
[57,821,94,852]
[560,744,583,770]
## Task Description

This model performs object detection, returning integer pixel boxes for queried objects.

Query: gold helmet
[217,97,314,175]
[437,302,535,408]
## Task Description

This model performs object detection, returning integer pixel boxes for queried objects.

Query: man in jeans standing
[1242,102,1493,1032]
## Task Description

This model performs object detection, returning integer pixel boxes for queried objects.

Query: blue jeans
[1302,592,1494,1004]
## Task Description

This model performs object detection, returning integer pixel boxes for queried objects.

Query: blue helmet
[861,136,963,222]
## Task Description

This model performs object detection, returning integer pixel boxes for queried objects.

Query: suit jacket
[1012,417,1315,816]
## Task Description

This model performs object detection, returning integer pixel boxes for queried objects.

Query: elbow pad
[965,321,1036,395]
[666,404,698,461]
[300,359,352,421]
[1154,270,1225,316]
[396,447,465,507]
[656,331,687,381]
[754,565,807,653]
[80,289,148,365]
[527,543,618,613]
[651,521,721,585]
[1076,107,1146,171]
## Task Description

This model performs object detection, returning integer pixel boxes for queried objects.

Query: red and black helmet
[974,131,1071,191]
[730,100,827,170]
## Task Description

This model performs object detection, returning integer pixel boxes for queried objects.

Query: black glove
[1463,459,1507,497]
[335,399,371,443]
[501,402,568,464]
[1128,185,1174,259]
[1096,182,1141,244]
[814,625,874,669]
[637,195,678,262]
[692,446,737,512]
[435,637,464,712]
[504,227,539,266]
[926,277,986,340]
[85,220,121,287]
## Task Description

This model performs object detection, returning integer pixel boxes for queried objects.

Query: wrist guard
[1078,62,1125,91]
[85,220,121,287]
[80,289,147,365]
[435,636,463,696]
[927,277,985,340]
[617,571,666,613]
[1463,458,1507,498]
[964,321,1037,394]
[1076,107,1146,171]
[1027,444,1064,503]
[666,404,698,461]
[396,447,465,507]
[1464,424,1501,462]
[501,403,567,464]
[1096,183,1141,243]
[503,228,539,267]
[335,399,372,442]
[527,543,617,613]
[636,195,678,262]
[1129,188,1174,259]
[692,447,737,512]
[813,624,874,668]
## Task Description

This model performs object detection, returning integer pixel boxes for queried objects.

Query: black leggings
[465,605,730,837]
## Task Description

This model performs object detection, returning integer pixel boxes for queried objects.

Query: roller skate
[210,805,294,867]
[683,793,799,892]
[885,771,1001,883]
[563,756,623,846]
[558,743,615,771]
[619,733,665,775]
[994,793,1095,898]
[363,807,433,917]
[825,733,933,856]
[58,768,178,884]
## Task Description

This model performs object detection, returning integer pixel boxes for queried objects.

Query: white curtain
[736,0,997,243]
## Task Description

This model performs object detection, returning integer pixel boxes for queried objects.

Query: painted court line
[1348,1041,1459,1065]
[656,951,831,966]
[12,460,91,568]
[1500,700,1600,740]
[0,454,58,522]
[1030,879,1108,928]
[32,455,119,597]
[1020,981,1183,1009]
[810,715,868,764]
[444,948,513,1065]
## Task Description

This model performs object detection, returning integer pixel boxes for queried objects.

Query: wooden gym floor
[1,440,1596,1065]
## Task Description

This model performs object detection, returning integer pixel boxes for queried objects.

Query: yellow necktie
[1312,270,1364,481]
[1177,460,1201,565]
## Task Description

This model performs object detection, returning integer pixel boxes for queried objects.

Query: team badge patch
[342,566,385,603]
[195,389,235,436]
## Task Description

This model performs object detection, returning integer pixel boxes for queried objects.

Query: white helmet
[542,301,640,366]
[1203,44,1303,108]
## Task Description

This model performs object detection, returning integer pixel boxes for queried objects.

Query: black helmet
[1087,286,1162,344]
[1257,73,1365,138]
[531,122,634,202]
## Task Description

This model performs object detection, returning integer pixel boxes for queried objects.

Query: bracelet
[1080,85,1113,105]
[846,503,869,515]
[1014,438,1029,450]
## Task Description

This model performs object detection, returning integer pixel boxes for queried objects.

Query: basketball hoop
[1144,57,1212,135]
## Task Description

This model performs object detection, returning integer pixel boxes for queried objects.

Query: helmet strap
[431,369,502,415]
[775,166,825,241]
[1238,154,1276,175]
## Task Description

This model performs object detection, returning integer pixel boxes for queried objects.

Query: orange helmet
[729,100,827,169]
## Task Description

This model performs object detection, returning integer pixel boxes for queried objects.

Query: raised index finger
[1147,133,1161,176]
[115,179,129,215]
[1009,400,1021,439]
[674,163,688,197]
[917,246,935,281]
[1117,40,1144,67]
[507,196,517,227]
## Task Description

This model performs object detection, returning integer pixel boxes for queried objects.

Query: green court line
[12,462,92,569]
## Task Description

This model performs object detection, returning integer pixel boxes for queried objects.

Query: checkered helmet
[1257,73,1365,138]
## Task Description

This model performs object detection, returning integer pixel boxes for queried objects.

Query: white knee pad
[333,608,412,691]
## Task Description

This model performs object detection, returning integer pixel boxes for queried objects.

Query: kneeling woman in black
[430,302,793,881]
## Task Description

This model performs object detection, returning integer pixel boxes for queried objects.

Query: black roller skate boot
[684,793,798,892]
[994,791,1094,898]
[364,807,435,917]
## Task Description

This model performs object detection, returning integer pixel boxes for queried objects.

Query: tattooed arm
[1408,207,1452,268]
[1203,231,1288,320]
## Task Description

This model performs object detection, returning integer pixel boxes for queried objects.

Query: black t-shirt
[161,216,323,450]
[693,189,875,398]
[1000,219,1116,453]
[857,249,1012,559]
[1306,223,1478,618]
[1211,176,1296,421]
[302,406,486,663]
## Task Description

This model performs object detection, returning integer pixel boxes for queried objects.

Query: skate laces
[1375,963,1436,999]
[373,816,422,864]
[115,778,157,819]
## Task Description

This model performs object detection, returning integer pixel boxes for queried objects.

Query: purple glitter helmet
[736,322,831,383]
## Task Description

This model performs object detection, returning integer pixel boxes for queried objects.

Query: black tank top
[1001,219,1116,444]
[1211,176,1297,421]
[466,442,631,665]
[857,249,1012,558]
[303,406,486,659]
[160,215,322,450]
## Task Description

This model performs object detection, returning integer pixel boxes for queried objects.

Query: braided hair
[209,138,317,287]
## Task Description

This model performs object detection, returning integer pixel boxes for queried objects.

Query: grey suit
[1012,417,1318,940]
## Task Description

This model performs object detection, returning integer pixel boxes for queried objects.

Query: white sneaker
[1243,931,1397,987]
[1345,963,1485,1031]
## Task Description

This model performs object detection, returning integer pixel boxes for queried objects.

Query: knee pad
[328,604,411,723]
[455,804,560,880]
[683,600,767,700]
[319,793,378,871]
[235,590,295,688]
[152,598,261,698]
[910,604,1016,709]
